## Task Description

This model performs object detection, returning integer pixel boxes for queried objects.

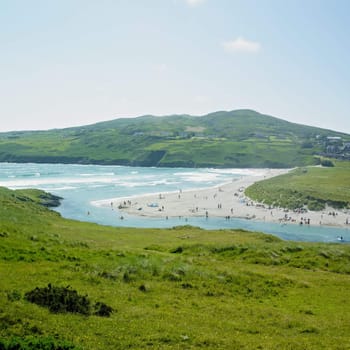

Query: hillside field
[1,110,349,168]
[1,186,350,349]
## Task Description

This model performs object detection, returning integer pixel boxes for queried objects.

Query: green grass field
[1,186,350,349]
[245,162,350,210]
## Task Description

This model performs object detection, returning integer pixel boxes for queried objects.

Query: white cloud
[185,0,206,7]
[222,37,261,53]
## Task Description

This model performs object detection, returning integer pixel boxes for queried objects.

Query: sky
[1,0,350,133]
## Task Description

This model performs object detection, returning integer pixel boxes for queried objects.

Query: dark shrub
[307,200,325,211]
[170,246,183,254]
[320,159,334,167]
[25,284,90,315]
[93,302,113,317]
[0,336,80,350]
[24,284,112,317]
[138,284,147,292]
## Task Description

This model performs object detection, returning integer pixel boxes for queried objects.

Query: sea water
[0,162,349,243]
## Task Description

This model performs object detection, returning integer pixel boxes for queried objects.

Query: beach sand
[94,168,350,229]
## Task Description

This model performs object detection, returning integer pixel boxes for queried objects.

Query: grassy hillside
[245,161,350,210]
[1,187,350,349]
[0,110,349,168]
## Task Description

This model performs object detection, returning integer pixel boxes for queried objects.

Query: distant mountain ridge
[0,109,349,168]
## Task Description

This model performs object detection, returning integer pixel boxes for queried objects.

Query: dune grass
[245,162,350,210]
[1,186,350,349]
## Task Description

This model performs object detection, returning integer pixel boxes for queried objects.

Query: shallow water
[0,162,349,243]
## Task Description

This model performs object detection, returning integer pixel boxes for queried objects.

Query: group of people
[299,217,311,225]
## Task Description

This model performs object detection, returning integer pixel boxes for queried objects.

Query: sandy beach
[94,168,350,229]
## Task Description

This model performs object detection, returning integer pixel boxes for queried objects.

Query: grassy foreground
[245,162,350,210]
[1,186,350,349]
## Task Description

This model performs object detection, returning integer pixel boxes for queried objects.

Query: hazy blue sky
[1,0,349,133]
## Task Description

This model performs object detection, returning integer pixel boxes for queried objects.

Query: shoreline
[92,169,350,229]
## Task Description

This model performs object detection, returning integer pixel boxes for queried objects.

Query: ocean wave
[0,175,123,188]
[114,182,139,188]
[42,186,77,191]
[79,172,115,176]
[147,180,181,186]
[177,173,221,183]
[208,168,284,177]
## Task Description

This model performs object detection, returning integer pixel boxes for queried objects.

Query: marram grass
[246,164,350,210]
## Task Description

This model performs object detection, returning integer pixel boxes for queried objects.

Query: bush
[320,159,334,167]
[307,200,325,211]
[6,290,21,302]
[301,141,313,149]
[170,246,183,254]
[0,336,80,350]
[25,284,90,315]
[24,284,113,317]
[93,302,113,317]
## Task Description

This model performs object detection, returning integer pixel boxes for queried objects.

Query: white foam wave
[114,182,139,188]
[79,172,115,176]
[42,186,77,191]
[146,179,181,186]
[178,173,221,183]
[175,168,280,179]
[0,175,121,188]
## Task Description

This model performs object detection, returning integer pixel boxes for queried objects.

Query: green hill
[1,186,350,349]
[1,109,349,168]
